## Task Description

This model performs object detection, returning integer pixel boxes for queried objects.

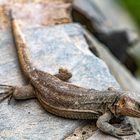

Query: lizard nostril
[138,104,140,109]
[136,103,140,109]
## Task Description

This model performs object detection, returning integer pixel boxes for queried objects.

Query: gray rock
[0,23,120,140]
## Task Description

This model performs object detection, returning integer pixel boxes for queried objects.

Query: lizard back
[30,69,120,119]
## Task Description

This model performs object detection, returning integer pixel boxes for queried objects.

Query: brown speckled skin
[7,14,139,139]
[31,69,121,119]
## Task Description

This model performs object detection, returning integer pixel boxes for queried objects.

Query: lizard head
[115,95,140,118]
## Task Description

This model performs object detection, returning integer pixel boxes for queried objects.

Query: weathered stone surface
[83,29,140,140]
[87,130,137,140]
[0,0,71,5]
[23,24,119,89]
[0,1,139,139]
[10,2,72,27]
[0,19,120,140]
[65,26,140,140]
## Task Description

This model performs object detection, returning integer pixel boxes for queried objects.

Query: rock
[83,28,140,140]
[0,18,120,139]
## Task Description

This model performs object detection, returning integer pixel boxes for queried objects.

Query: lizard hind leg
[0,84,35,104]
[12,84,35,100]
[54,67,72,81]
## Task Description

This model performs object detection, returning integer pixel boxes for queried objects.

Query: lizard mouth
[123,108,140,118]
[116,95,140,118]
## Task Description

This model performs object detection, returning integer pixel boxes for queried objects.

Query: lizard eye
[121,98,125,106]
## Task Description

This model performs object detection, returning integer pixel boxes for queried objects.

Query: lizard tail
[10,10,34,78]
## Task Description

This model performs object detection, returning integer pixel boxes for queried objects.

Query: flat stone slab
[0,21,119,140]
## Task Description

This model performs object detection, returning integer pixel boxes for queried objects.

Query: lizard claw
[116,128,136,136]
[120,123,133,131]
[0,84,14,89]
[0,84,15,104]
[113,127,136,139]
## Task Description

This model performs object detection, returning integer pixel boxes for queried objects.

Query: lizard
[0,12,140,139]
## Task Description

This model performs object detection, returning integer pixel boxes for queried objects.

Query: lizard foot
[107,87,116,91]
[54,67,72,81]
[112,122,132,129]
[0,84,15,104]
[112,124,136,139]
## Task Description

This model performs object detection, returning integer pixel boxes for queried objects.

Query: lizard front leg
[0,84,35,103]
[54,67,72,81]
[96,112,135,139]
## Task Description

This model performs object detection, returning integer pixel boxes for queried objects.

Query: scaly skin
[0,12,140,139]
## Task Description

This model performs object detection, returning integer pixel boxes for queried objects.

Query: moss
[119,0,140,27]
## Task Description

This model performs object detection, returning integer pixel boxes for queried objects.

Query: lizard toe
[116,128,136,136]
[120,125,133,131]
[0,84,15,104]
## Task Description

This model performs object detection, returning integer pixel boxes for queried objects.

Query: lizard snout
[116,95,140,118]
